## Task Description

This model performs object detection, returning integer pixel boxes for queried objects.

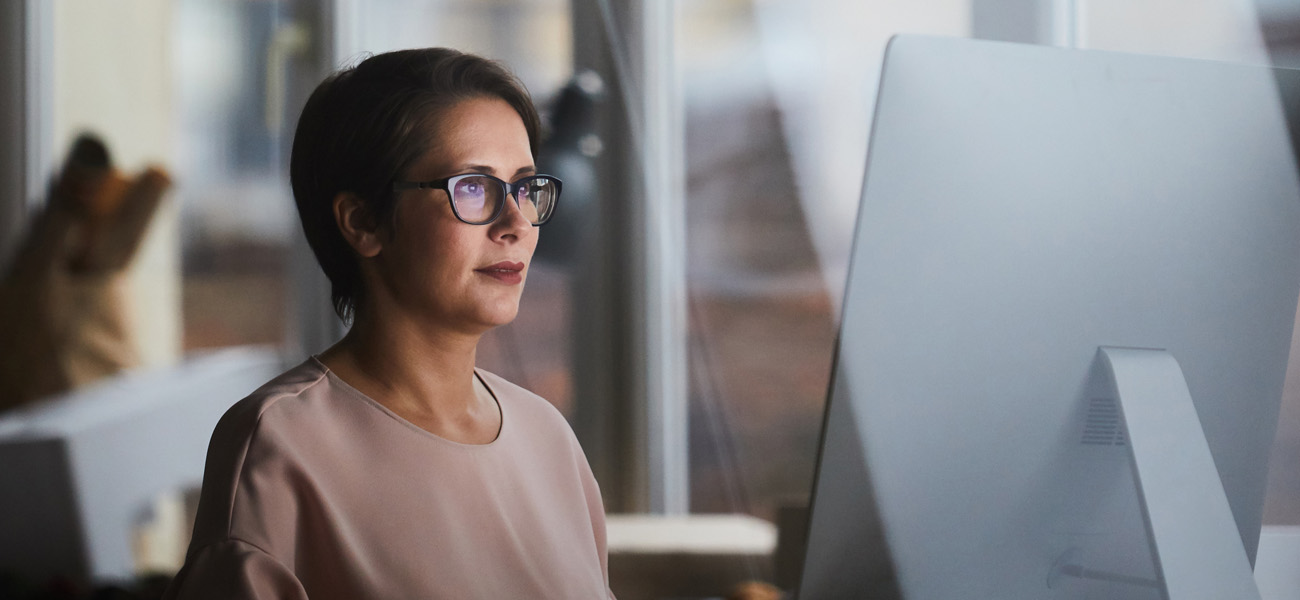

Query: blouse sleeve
[163,539,308,600]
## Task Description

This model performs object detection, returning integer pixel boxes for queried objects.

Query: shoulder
[205,357,361,483]
[475,368,604,494]
[188,359,335,547]
[475,369,581,443]
[475,368,567,422]
[215,358,332,434]
[206,357,329,455]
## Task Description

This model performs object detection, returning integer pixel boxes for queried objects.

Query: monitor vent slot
[1081,397,1125,446]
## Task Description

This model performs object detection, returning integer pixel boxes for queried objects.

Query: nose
[490,192,534,241]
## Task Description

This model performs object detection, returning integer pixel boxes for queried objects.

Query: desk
[606,514,777,600]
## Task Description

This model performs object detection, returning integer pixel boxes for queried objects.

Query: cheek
[384,219,464,281]
[420,226,481,277]
[522,229,540,255]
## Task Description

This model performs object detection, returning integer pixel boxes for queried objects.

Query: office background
[2,0,1300,593]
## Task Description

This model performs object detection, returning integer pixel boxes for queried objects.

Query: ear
[332,192,383,258]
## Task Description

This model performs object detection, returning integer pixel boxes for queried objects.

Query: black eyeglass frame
[391,173,562,226]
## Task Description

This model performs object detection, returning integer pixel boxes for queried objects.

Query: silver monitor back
[799,35,1300,599]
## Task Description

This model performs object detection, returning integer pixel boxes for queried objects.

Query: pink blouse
[164,358,615,599]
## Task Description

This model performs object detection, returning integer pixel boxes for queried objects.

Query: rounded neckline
[309,356,505,448]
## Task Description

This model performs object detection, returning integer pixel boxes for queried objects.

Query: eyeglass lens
[450,175,555,224]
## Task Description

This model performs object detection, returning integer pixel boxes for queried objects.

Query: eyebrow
[458,164,537,178]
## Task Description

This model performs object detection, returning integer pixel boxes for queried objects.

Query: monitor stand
[1051,347,1262,599]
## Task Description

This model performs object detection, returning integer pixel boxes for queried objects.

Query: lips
[475,261,526,284]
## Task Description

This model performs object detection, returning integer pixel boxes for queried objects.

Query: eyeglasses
[392,173,561,226]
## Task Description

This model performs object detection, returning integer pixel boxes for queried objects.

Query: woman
[165,48,615,599]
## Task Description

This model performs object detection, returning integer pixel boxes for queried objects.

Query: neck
[319,303,484,418]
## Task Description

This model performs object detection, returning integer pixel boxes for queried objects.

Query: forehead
[413,97,533,176]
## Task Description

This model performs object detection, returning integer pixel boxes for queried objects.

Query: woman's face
[373,96,538,334]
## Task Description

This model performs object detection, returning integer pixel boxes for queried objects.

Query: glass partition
[679,0,970,522]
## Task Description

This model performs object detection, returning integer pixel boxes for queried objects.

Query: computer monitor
[798,35,1300,599]
[0,348,282,585]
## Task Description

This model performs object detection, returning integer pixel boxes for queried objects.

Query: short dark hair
[289,48,542,323]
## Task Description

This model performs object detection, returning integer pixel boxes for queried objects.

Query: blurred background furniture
[0,347,281,588]
[606,513,777,600]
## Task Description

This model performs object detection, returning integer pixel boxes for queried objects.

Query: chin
[478,306,522,329]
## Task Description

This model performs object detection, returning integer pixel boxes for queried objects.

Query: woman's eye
[456,179,487,198]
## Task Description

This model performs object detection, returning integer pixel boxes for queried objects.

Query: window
[339,0,578,414]
[679,0,970,520]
